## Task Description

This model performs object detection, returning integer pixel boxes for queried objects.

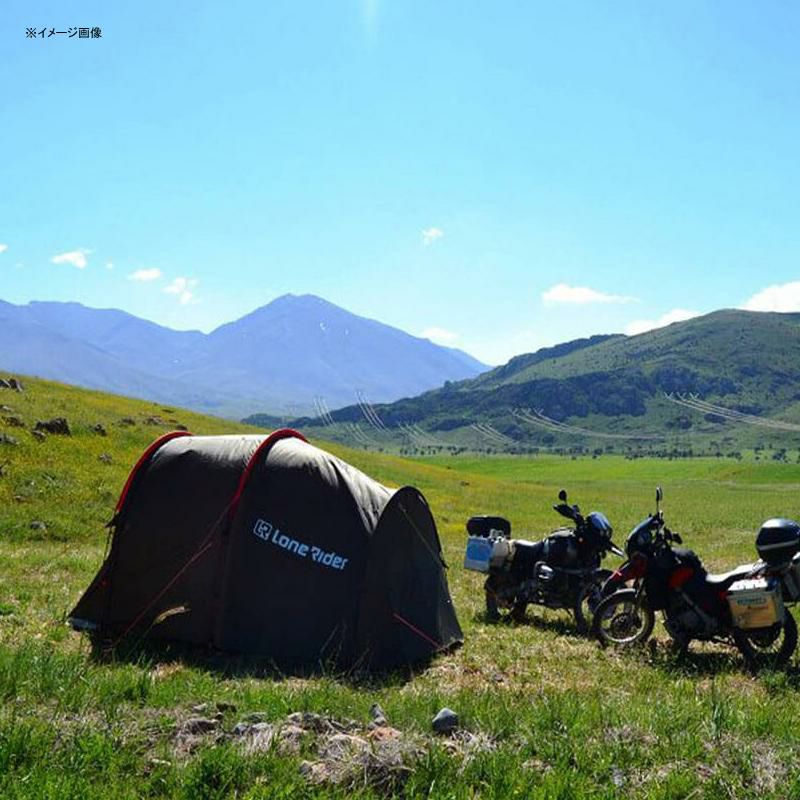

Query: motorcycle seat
[705,564,754,589]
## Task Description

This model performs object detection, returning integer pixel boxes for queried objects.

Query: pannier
[464,536,494,572]
[467,516,511,539]
[756,518,800,566]
[727,577,784,629]
[783,552,800,601]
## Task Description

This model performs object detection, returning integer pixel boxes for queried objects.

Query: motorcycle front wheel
[574,569,612,634]
[733,612,798,671]
[592,589,655,648]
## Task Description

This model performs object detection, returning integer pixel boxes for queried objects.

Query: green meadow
[2,376,800,798]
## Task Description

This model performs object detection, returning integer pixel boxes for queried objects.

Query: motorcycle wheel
[574,570,612,634]
[592,589,655,648]
[733,611,798,671]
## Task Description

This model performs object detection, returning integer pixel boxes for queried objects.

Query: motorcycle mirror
[656,486,663,505]
[673,532,683,544]
[558,489,567,502]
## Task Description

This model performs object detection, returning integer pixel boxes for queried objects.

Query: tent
[69,429,463,669]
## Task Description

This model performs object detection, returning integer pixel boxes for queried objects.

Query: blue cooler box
[464,536,493,572]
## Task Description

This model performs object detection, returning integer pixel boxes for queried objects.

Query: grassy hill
[4,374,800,797]
[279,310,800,455]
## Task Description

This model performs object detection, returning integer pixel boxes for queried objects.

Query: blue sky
[2,1,799,364]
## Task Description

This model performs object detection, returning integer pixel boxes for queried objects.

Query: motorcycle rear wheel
[733,612,797,671]
[574,570,612,634]
[592,589,655,648]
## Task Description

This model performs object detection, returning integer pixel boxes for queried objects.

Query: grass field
[2,376,800,798]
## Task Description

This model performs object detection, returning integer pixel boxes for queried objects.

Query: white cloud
[421,227,444,246]
[741,280,800,313]
[0,244,8,254]
[542,283,637,305]
[422,326,459,345]
[106,261,114,270]
[128,268,162,282]
[625,308,699,336]
[51,249,90,269]
[163,276,198,305]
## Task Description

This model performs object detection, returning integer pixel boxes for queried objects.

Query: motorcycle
[592,487,800,670]
[464,489,623,632]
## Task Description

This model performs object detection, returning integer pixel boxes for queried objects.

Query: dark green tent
[69,429,463,668]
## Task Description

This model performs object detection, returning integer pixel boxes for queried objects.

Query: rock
[239,711,270,724]
[367,726,402,743]
[286,711,352,733]
[190,703,209,714]
[0,433,18,446]
[92,423,108,436]
[0,405,13,412]
[216,701,237,713]
[237,723,276,755]
[29,521,47,532]
[32,430,46,442]
[232,722,253,737]
[180,717,219,735]
[35,417,71,436]
[320,732,370,760]
[144,416,165,426]
[118,417,136,427]
[611,767,626,788]
[432,707,459,735]
[299,760,333,785]
[8,378,23,392]
[0,380,9,389]
[370,702,388,727]
[175,424,188,432]
[3,416,24,427]
[98,453,113,464]
[277,724,306,755]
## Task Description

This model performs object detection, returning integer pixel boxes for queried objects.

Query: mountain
[287,310,800,452]
[0,295,488,417]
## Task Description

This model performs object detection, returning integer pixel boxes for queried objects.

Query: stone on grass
[1,433,18,446]
[30,521,47,532]
[370,702,388,727]
[180,717,219,735]
[32,430,46,442]
[432,707,459,735]
[92,423,108,436]
[35,417,71,435]
[3,416,24,427]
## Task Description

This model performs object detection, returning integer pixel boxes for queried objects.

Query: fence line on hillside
[664,393,800,432]
[513,408,664,441]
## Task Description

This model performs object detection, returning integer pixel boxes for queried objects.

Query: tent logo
[252,518,349,571]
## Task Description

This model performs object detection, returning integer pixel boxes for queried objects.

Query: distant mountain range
[279,310,800,451]
[0,295,487,417]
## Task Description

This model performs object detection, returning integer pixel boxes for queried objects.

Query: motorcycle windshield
[587,511,612,533]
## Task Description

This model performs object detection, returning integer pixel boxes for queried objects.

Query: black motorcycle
[592,487,800,670]
[464,489,623,632]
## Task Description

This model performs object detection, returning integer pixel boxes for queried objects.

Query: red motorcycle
[592,488,800,670]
